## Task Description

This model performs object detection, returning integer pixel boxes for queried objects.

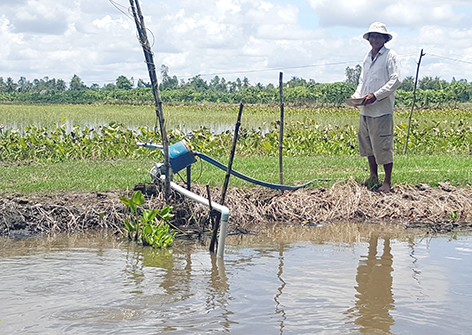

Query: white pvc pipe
[161,176,230,258]
[135,141,163,149]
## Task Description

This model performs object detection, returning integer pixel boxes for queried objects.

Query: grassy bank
[1,154,471,195]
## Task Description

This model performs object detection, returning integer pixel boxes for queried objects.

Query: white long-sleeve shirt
[354,45,402,117]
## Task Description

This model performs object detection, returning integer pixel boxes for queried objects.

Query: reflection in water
[349,237,394,334]
[409,237,422,283]
[210,254,234,331]
[274,245,287,335]
[2,230,471,334]
[122,243,233,331]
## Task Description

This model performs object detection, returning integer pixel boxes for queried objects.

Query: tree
[235,78,242,91]
[286,76,307,88]
[448,80,469,102]
[160,64,170,82]
[419,76,446,90]
[345,65,362,86]
[210,75,220,90]
[242,77,250,88]
[159,64,179,90]
[227,81,237,92]
[137,79,151,88]
[103,83,116,90]
[70,75,86,90]
[116,75,133,90]
[56,79,66,91]
[5,77,18,93]
[400,76,415,91]
[90,83,100,90]
[18,77,33,93]
[185,75,208,92]
[209,75,227,92]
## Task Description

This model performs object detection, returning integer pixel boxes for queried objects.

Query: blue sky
[1,0,472,87]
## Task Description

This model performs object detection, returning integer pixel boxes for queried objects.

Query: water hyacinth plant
[2,112,472,163]
[119,190,175,248]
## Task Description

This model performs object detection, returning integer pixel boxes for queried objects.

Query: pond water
[1,226,471,334]
[1,119,270,136]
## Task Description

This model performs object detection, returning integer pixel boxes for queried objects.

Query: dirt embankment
[2,178,472,239]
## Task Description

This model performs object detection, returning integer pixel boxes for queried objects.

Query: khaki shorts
[358,114,394,165]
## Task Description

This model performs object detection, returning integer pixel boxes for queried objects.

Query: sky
[1,0,472,87]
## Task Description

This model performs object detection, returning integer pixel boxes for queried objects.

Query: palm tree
[6,77,18,93]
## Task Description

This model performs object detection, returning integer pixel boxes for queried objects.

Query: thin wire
[103,7,450,83]
[428,53,472,65]
[109,0,156,48]
[192,60,364,79]
[174,53,419,80]
[109,0,133,20]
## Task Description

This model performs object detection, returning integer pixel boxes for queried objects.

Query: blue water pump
[168,140,196,173]
[146,140,196,182]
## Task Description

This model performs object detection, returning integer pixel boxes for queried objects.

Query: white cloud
[307,0,463,28]
[0,0,471,86]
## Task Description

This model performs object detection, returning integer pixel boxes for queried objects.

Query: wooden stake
[206,184,219,252]
[129,0,171,201]
[404,49,425,154]
[209,103,244,253]
[278,72,284,186]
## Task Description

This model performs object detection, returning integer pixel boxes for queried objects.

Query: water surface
[1,227,471,334]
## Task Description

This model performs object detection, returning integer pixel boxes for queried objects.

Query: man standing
[353,22,401,192]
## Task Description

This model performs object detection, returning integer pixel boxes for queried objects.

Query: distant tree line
[1,65,471,107]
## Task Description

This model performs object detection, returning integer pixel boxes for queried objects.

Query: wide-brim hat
[363,22,393,42]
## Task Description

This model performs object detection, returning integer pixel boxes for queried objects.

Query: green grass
[2,103,472,195]
[0,160,154,195]
[2,154,471,195]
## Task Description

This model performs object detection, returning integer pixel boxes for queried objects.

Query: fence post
[404,49,425,154]
[278,72,284,186]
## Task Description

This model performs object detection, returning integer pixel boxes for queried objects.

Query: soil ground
[2,179,472,239]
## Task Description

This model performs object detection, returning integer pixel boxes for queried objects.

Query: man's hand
[363,93,376,105]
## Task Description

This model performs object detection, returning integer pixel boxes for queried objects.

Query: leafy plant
[119,190,145,241]
[450,210,458,221]
[141,207,176,248]
[119,190,175,248]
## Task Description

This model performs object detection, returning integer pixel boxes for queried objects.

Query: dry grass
[1,178,471,239]
[186,177,472,232]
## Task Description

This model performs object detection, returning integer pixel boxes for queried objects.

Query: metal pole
[404,49,425,154]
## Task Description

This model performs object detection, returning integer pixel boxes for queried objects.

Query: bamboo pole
[209,103,244,253]
[278,72,284,186]
[404,49,425,154]
[129,0,171,201]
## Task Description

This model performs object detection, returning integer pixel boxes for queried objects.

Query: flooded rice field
[1,224,471,334]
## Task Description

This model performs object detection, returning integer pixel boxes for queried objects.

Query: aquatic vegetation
[2,109,472,164]
[119,190,175,248]
[0,120,161,162]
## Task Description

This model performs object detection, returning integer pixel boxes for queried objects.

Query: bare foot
[362,178,379,189]
[377,182,392,193]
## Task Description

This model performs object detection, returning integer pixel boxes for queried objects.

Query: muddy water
[1,225,471,334]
